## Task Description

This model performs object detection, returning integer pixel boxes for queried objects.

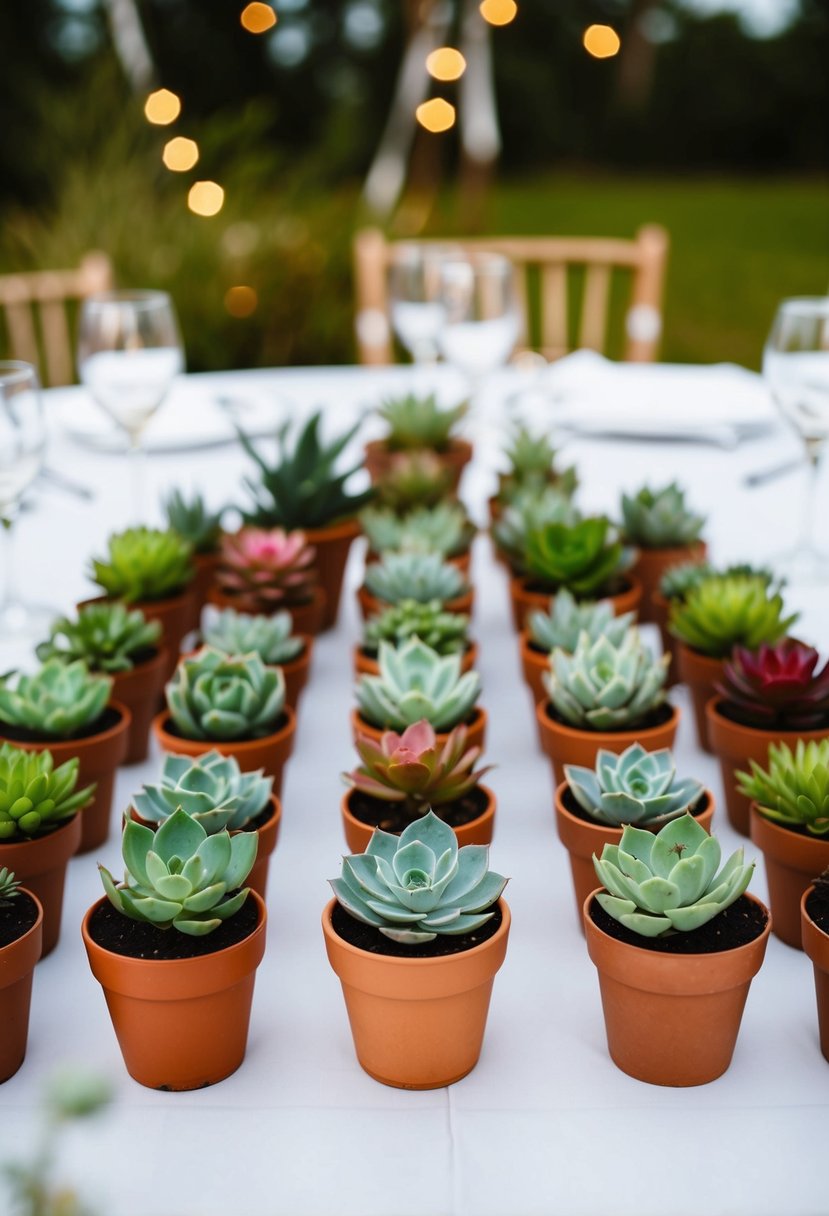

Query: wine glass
[388,244,453,365]
[436,253,520,412]
[77,290,184,520]
[763,296,829,583]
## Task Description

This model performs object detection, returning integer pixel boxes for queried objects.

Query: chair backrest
[353,226,669,366]
[0,252,114,387]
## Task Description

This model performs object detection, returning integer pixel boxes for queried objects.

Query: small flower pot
[632,541,707,625]
[364,438,473,493]
[110,647,169,765]
[279,636,314,712]
[0,888,43,1083]
[83,890,267,1091]
[508,574,642,634]
[518,630,550,706]
[208,584,326,638]
[356,585,474,624]
[350,706,487,755]
[79,591,197,686]
[305,517,362,631]
[749,804,829,949]
[800,887,829,1062]
[352,640,478,680]
[152,709,297,798]
[583,889,770,1086]
[674,642,725,753]
[651,589,680,687]
[322,894,509,1089]
[535,701,679,788]
[188,551,221,628]
[341,784,496,854]
[0,814,81,957]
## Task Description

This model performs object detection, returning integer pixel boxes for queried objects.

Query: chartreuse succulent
[166,648,285,741]
[364,552,468,605]
[99,810,257,936]
[659,560,775,602]
[363,599,469,657]
[669,573,797,658]
[593,815,754,938]
[202,608,304,665]
[133,750,273,833]
[377,393,467,452]
[356,639,481,731]
[528,588,635,654]
[89,527,194,603]
[523,517,633,597]
[36,602,162,674]
[360,503,474,559]
[0,660,112,739]
[621,482,705,549]
[492,484,579,571]
[163,488,223,554]
[0,744,94,840]
[330,810,507,943]
[543,629,669,731]
[0,867,21,905]
[737,740,829,836]
[565,744,704,828]
[498,423,578,503]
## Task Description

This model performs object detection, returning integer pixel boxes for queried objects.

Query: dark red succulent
[716,641,829,730]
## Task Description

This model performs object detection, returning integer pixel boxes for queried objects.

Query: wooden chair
[353,226,669,365]
[0,252,114,386]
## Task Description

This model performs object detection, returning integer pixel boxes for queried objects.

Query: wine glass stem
[127,435,146,524]
[0,514,18,618]
[799,439,822,554]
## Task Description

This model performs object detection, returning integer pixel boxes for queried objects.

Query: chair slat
[541,263,568,359]
[579,264,610,352]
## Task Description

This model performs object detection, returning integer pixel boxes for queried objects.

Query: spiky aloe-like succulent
[497,423,578,503]
[669,574,797,658]
[737,739,829,836]
[0,744,95,840]
[621,482,705,549]
[202,607,304,665]
[363,552,468,606]
[166,647,286,741]
[373,451,454,512]
[543,629,669,731]
[523,517,634,598]
[0,660,112,740]
[133,750,273,833]
[492,484,580,571]
[363,599,470,657]
[239,410,373,529]
[356,638,481,732]
[89,527,194,603]
[36,602,162,674]
[716,641,829,730]
[565,744,704,828]
[593,815,754,938]
[99,810,257,936]
[528,588,636,655]
[0,866,21,905]
[330,810,507,943]
[377,393,467,452]
[163,488,224,554]
[360,503,474,559]
[218,527,317,610]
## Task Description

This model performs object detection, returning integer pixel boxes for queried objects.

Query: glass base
[771,544,829,587]
[0,600,59,670]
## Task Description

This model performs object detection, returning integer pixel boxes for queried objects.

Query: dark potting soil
[560,784,710,828]
[0,705,123,745]
[359,643,470,662]
[348,786,488,834]
[589,894,767,954]
[0,891,39,949]
[711,698,829,734]
[331,899,503,960]
[88,896,259,960]
[543,701,675,733]
[160,713,289,742]
[805,888,829,935]
[524,576,631,599]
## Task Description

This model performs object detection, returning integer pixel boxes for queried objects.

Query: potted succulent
[651,559,714,685]
[353,638,485,751]
[163,488,224,624]
[152,648,296,794]
[489,422,577,524]
[37,602,165,765]
[322,810,509,1088]
[372,450,454,515]
[238,410,373,631]
[202,607,313,711]
[360,501,476,573]
[83,810,266,1090]
[356,599,475,678]
[211,527,325,636]
[0,869,42,1083]
[0,660,129,853]
[131,751,279,898]
[0,744,93,954]
[800,869,829,1062]
[364,393,471,490]
[706,641,829,835]
[584,815,769,1086]
[86,526,196,684]
[358,551,472,621]
[341,720,494,852]
[556,744,713,926]
[620,482,706,623]
[536,628,674,786]
[739,739,829,948]
[491,483,578,572]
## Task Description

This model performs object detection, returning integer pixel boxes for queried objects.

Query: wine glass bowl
[437,253,520,382]
[388,244,452,365]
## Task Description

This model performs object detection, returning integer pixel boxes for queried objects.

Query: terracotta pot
[632,541,707,624]
[189,551,220,627]
[0,814,81,956]
[750,805,829,949]
[208,584,326,638]
[279,636,314,711]
[350,706,487,755]
[584,889,770,1086]
[79,591,197,686]
[341,784,496,854]
[353,641,478,680]
[675,642,725,753]
[303,517,361,632]
[706,698,829,837]
[651,589,680,687]
[323,895,509,1088]
[364,438,473,493]
[357,585,474,624]
[535,701,680,788]
[800,887,829,1061]
[111,648,169,765]
[83,890,267,1090]
[0,890,43,1083]
[554,782,715,928]
[508,574,642,634]
[518,631,550,706]
[152,709,297,798]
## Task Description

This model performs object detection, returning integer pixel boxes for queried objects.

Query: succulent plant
[202,607,304,665]
[133,750,273,833]
[0,744,95,840]
[0,660,112,740]
[659,560,715,601]
[99,809,257,936]
[218,527,318,610]
[523,517,634,598]
[89,527,194,603]
[377,393,467,452]
[543,629,669,731]
[330,810,507,943]
[360,502,474,559]
[668,574,797,658]
[621,482,705,549]
[363,551,468,606]
[492,484,580,571]
[373,451,454,512]
[737,739,829,836]
[565,744,704,828]
[239,409,373,529]
[497,423,578,503]
[716,641,829,730]
[363,599,470,657]
[163,488,224,554]
[527,588,636,654]
[36,602,162,674]
[0,866,21,905]
[356,638,481,732]
[166,647,286,741]
[593,815,754,938]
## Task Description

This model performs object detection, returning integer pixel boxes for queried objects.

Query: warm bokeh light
[241,2,277,33]
[144,88,181,125]
[583,24,621,58]
[415,98,456,134]
[162,136,199,172]
[188,181,225,217]
[426,47,467,82]
[479,0,517,27]
[225,285,259,317]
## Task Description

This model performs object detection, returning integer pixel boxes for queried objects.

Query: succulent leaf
[737,739,829,836]
[716,641,829,730]
[621,482,705,548]
[669,573,797,657]
[543,629,668,731]
[377,393,466,452]
[356,638,481,732]
[89,527,194,603]
[0,660,112,740]
[166,647,286,741]
[565,743,704,827]
[528,588,635,654]
[134,749,273,832]
[363,551,467,606]
[522,516,634,597]
[217,528,317,611]
[37,602,162,674]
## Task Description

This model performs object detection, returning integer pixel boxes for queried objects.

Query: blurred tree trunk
[458,0,500,229]
[615,0,658,112]
[102,0,156,93]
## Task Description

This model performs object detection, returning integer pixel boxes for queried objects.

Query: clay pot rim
[555,780,714,835]
[514,570,642,600]
[302,515,362,543]
[749,799,829,850]
[341,781,495,834]
[360,587,473,614]
[365,436,472,458]
[352,704,486,739]
[535,699,679,745]
[0,699,133,751]
[632,540,707,560]
[209,583,323,612]
[79,587,195,611]
[152,705,297,754]
[801,885,829,961]
[0,887,44,955]
[182,636,312,667]
[705,696,829,745]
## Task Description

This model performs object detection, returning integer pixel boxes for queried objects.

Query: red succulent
[717,641,829,730]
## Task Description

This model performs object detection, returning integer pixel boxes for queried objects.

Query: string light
[583,24,621,58]
[144,88,181,125]
[426,47,466,82]
[225,286,259,316]
[241,3,277,33]
[162,137,199,171]
[479,0,517,27]
[188,181,225,217]
[415,98,456,133]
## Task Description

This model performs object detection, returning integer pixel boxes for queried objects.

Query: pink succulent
[219,527,317,609]
[717,641,829,730]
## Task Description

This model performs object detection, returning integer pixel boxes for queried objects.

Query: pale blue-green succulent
[166,647,285,741]
[202,607,304,665]
[360,503,474,559]
[0,659,112,739]
[356,638,481,731]
[565,744,704,828]
[543,629,669,731]
[133,750,273,833]
[492,484,580,571]
[364,552,468,605]
[528,588,635,654]
[621,482,705,549]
